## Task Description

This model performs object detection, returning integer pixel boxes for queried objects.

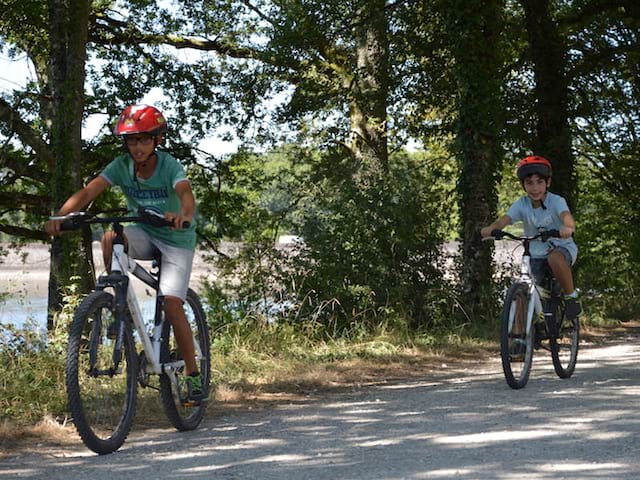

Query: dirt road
[2,330,639,479]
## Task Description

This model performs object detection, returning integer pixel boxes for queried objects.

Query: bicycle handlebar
[484,229,561,242]
[52,207,190,231]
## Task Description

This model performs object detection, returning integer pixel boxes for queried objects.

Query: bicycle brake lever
[138,207,172,228]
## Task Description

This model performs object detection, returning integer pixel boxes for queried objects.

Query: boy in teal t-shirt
[101,150,196,250]
[45,104,205,403]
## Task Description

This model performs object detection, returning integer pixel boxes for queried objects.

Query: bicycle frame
[515,253,545,338]
[60,208,210,454]
[104,229,203,386]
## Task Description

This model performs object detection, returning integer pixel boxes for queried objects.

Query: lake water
[0,296,49,330]
[0,295,158,331]
[0,242,212,333]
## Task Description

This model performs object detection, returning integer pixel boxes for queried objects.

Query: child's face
[522,174,550,204]
[125,134,156,163]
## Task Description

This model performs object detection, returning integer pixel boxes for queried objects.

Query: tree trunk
[521,0,576,208]
[349,0,389,178]
[47,0,94,330]
[446,0,505,322]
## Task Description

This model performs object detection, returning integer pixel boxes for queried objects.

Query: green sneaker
[184,372,207,403]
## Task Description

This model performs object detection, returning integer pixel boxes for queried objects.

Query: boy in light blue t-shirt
[481,155,581,320]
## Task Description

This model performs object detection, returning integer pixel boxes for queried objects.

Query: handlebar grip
[56,213,90,231]
[491,229,504,240]
[541,229,561,240]
[60,218,79,231]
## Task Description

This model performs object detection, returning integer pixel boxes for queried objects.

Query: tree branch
[90,13,262,60]
[559,0,640,30]
[0,98,55,170]
[0,151,49,185]
[0,191,51,214]
[0,223,48,241]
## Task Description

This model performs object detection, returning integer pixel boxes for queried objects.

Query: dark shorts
[530,246,573,286]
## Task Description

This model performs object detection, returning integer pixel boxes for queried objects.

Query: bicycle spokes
[66,291,138,455]
[501,283,534,389]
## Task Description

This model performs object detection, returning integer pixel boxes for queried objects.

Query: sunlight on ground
[432,428,560,445]
[417,468,475,478]
[182,453,316,473]
[537,462,626,472]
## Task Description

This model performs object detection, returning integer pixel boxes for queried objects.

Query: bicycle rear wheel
[160,288,211,430]
[500,282,534,389]
[550,299,579,378]
[66,291,138,454]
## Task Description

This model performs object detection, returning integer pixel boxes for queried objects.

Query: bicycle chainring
[138,350,151,388]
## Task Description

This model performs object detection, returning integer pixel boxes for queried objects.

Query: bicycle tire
[66,290,138,454]
[159,288,211,431]
[500,282,534,389]
[550,299,579,378]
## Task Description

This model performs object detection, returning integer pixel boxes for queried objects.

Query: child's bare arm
[44,177,110,236]
[480,215,512,238]
[559,211,576,238]
[167,180,196,229]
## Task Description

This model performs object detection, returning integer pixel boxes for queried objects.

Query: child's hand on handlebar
[480,226,493,238]
[44,218,64,236]
[164,212,191,230]
[559,225,575,239]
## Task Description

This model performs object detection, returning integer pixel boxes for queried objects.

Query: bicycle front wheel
[66,290,138,454]
[160,288,211,431]
[500,282,534,389]
[550,299,579,378]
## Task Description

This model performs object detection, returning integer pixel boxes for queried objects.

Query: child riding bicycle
[480,155,582,320]
[45,104,205,403]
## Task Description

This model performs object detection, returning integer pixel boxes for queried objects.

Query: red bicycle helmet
[113,104,167,136]
[516,155,552,180]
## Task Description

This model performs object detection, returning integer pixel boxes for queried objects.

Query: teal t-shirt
[506,191,578,263]
[100,151,197,250]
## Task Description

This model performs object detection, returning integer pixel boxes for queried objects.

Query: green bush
[575,164,640,322]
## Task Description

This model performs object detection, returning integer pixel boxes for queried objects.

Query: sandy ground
[0,242,217,299]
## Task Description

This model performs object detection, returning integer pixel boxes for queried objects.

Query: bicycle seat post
[110,222,126,274]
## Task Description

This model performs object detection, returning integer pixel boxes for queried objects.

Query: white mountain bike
[55,208,210,454]
[485,229,580,389]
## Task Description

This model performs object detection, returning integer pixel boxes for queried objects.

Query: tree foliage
[0,0,639,331]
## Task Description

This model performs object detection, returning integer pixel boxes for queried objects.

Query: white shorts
[124,226,194,301]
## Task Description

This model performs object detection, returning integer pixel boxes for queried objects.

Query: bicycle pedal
[181,400,200,407]
[106,321,119,339]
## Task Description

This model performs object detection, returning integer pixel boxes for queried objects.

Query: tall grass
[0,321,68,425]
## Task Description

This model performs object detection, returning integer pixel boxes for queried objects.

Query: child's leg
[154,242,199,377]
[547,249,575,295]
[164,296,198,375]
[548,248,581,319]
[101,231,127,272]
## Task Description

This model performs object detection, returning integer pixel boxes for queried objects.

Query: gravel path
[2,332,639,479]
